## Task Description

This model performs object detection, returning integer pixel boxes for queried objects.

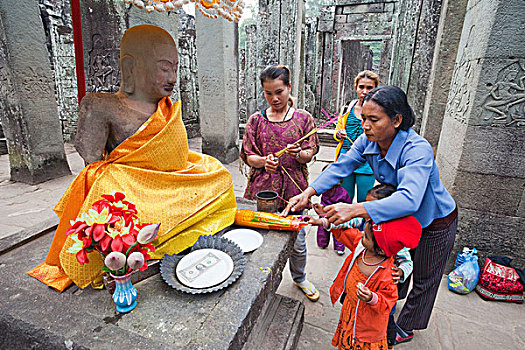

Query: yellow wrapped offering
[234,209,307,231]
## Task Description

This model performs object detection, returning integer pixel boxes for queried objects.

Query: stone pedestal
[195,11,239,164]
[436,0,525,266]
[420,0,468,152]
[0,0,70,184]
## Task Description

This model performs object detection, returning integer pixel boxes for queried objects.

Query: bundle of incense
[274,108,340,158]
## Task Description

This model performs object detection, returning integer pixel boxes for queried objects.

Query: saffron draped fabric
[28,98,236,291]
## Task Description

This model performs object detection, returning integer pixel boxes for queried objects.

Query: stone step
[243,294,304,350]
[0,138,7,155]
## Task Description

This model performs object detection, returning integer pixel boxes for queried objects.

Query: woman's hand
[264,154,279,174]
[392,266,404,285]
[324,203,370,225]
[336,129,347,140]
[285,143,301,158]
[281,187,317,216]
[356,283,373,302]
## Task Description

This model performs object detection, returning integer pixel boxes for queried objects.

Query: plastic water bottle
[454,247,478,268]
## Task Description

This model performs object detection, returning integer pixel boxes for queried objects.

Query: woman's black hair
[367,183,396,200]
[259,65,291,87]
[363,85,415,131]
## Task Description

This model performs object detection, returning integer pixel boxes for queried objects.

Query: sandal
[394,323,414,344]
[294,280,320,302]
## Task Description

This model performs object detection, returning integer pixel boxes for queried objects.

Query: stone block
[335,15,347,23]
[454,208,525,267]
[334,22,391,38]
[318,20,334,33]
[342,3,384,14]
[319,5,335,22]
[452,169,524,217]
[345,12,393,24]
[459,125,525,178]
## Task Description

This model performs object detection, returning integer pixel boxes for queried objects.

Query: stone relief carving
[87,33,120,93]
[445,25,474,125]
[480,59,525,128]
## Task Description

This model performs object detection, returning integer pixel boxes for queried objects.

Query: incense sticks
[274,108,341,158]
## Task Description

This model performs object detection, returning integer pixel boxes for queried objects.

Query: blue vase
[111,273,137,313]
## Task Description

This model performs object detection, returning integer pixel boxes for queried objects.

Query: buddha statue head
[119,24,178,103]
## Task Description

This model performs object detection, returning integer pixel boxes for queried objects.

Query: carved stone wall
[436,0,525,266]
[177,13,200,138]
[303,17,318,114]
[420,0,468,152]
[243,23,257,122]
[39,0,78,141]
[389,0,443,131]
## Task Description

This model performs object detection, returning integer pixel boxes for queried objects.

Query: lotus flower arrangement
[65,191,160,276]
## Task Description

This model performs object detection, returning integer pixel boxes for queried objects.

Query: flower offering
[65,191,160,276]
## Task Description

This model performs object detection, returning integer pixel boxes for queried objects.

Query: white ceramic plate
[176,248,234,289]
[223,229,264,253]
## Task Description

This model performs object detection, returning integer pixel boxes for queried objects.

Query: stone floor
[0,139,523,349]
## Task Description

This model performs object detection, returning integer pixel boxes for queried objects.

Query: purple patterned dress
[317,185,352,251]
[241,109,319,211]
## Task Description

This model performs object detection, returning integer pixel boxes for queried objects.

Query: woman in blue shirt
[284,85,458,345]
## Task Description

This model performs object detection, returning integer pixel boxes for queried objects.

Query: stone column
[0,0,70,184]
[436,0,525,266]
[244,24,258,120]
[195,11,239,164]
[389,0,443,131]
[420,0,468,152]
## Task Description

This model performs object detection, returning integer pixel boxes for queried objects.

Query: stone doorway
[338,39,384,108]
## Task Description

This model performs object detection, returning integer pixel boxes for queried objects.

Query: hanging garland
[123,0,245,22]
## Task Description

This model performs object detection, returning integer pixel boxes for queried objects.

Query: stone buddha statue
[28,25,237,292]
[75,24,179,163]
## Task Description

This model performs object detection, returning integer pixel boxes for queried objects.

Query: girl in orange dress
[307,216,422,349]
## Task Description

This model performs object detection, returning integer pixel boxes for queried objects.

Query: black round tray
[160,235,246,294]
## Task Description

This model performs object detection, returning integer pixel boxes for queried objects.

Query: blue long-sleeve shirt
[311,129,456,228]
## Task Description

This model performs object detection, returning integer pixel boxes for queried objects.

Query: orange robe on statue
[28,97,237,292]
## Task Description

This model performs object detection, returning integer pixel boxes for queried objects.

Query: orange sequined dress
[332,262,389,350]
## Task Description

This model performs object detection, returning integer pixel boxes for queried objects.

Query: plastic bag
[448,249,480,294]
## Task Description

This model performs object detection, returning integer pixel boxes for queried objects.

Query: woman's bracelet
[322,218,329,229]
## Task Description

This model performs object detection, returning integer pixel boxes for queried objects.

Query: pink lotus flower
[137,223,160,244]
[127,252,145,270]
[104,251,126,271]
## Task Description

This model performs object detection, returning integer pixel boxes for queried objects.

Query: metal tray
[160,235,246,294]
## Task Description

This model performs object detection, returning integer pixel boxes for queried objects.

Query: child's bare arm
[302,216,326,227]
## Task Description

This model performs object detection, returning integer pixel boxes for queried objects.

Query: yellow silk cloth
[28,98,236,292]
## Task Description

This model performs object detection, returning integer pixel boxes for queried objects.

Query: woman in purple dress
[240,65,320,302]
